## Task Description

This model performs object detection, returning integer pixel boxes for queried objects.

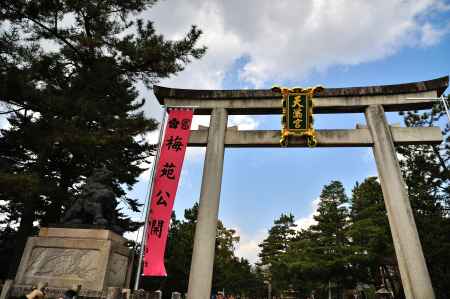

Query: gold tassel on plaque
[272,85,324,147]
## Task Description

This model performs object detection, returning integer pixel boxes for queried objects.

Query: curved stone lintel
[154,76,448,103]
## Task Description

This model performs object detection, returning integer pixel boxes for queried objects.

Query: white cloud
[143,1,242,89]
[228,115,259,130]
[138,157,154,180]
[136,0,449,170]
[295,198,320,230]
[419,22,450,46]
[183,115,210,161]
[185,114,260,161]
[185,147,206,163]
[191,115,211,130]
[233,227,267,264]
[234,195,320,264]
[138,127,162,180]
[0,200,7,225]
[0,116,10,131]
[146,129,160,145]
[124,229,141,243]
[142,0,449,89]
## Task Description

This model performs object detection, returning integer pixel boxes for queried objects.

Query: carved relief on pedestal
[25,247,99,281]
[108,253,128,286]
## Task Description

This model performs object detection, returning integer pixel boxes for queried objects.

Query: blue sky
[125,0,450,263]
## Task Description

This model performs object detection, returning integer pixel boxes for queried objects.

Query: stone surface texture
[187,108,228,299]
[15,227,131,292]
[62,168,124,234]
[154,76,448,102]
[188,127,442,148]
[0,280,13,299]
[365,105,435,299]
[154,76,448,115]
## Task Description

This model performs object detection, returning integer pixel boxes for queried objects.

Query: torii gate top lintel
[153,76,448,115]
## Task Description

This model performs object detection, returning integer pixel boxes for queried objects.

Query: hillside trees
[0,0,205,278]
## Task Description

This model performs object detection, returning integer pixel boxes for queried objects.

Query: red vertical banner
[143,108,193,276]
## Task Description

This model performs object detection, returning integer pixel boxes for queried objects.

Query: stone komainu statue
[62,167,124,234]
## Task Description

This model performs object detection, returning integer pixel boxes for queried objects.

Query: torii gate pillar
[187,108,228,299]
[365,105,435,299]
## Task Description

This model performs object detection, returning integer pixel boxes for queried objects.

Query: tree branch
[0,107,25,115]
[7,3,81,57]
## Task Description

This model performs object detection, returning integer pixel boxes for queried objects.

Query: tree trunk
[42,196,63,226]
[41,175,70,226]
[383,264,405,299]
[7,196,37,278]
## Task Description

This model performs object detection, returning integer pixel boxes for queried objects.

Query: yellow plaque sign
[272,86,324,147]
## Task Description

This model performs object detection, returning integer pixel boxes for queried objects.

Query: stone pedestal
[14,227,131,292]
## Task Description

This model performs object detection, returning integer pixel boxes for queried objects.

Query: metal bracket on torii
[153,76,449,299]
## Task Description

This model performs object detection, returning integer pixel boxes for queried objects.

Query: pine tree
[259,213,297,265]
[349,177,403,298]
[280,228,324,297]
[0,0,205,278]
[309,181,353,295]
[258,213,297,295]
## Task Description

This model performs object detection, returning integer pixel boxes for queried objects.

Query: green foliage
[397,103,450,299]
[259,180,394,298]
[311,181,349,252]
[0,226,18,280]
[0,0,205,277]
[259,213,297,265]
[257,213,297,295]
[142,203,264,298]
[349,177,403,298]
[307,181,354,293]
[350,178,393,281]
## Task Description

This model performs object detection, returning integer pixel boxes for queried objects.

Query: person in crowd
[59,285,81,299]
[19,282,47,299]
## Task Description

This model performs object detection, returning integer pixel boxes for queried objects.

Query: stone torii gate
[153,76,449,299]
